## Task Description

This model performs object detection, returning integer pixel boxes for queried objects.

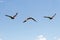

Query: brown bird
[44,13,56,20]
[23,17,37,23]
[5,13,18,19]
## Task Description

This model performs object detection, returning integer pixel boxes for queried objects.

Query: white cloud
[58,38,60,40]
[53,36,60,40]
[36,35,47,40]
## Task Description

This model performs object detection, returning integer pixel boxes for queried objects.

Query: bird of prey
[44,13,56,20]
[23,17,37,23]
[5,13,18,19]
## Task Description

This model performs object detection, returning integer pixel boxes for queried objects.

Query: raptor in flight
[5,13,18,19]
[44,13,56,20]
[23,17,37,23]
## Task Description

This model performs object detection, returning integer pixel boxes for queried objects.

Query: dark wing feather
[23,20,27,23]
[31,18,37,22]
[44,16,50,18]
[23,17,37,23]
[5,15,12,18]
[13,13,18,18]
[52,13,56,18]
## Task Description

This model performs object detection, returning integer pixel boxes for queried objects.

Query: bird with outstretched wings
[5,13,18,19]
[23,17,37,23]
[44,13,56,20]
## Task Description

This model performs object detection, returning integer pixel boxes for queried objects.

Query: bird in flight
[44,13,56,20]
[5,13,18,19]
[23,17,37,23]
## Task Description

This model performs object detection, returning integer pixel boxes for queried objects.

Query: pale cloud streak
[58,38,60,40]
[35,35,47,40]
[53,36,60,40]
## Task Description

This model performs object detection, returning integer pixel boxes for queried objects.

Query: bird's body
[44,16,53,20]
[23,17,37,23]
[5,13,18,19]
[44,13,56,20]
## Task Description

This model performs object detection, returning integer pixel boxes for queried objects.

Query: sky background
[0,0,60,40]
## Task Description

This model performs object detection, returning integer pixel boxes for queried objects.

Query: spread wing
[23,18,29,23]
[52,13,56,18]
[26,17,37,22]
[23,17,37,23]
[31,18,37,22]
[5,15,12,18]
[23,20,27,23]
[13,13,18,18]
[44,16,51,18]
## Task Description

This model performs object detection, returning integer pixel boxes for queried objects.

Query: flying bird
[23,17,37,23]
[5,13,18,19]
[44,13,56,20]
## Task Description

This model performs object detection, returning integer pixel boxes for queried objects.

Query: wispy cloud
[35,35,47,40]
[53,36,60,40]
[58,38,60,40]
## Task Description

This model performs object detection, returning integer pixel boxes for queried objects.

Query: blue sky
[0,0,60,40]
